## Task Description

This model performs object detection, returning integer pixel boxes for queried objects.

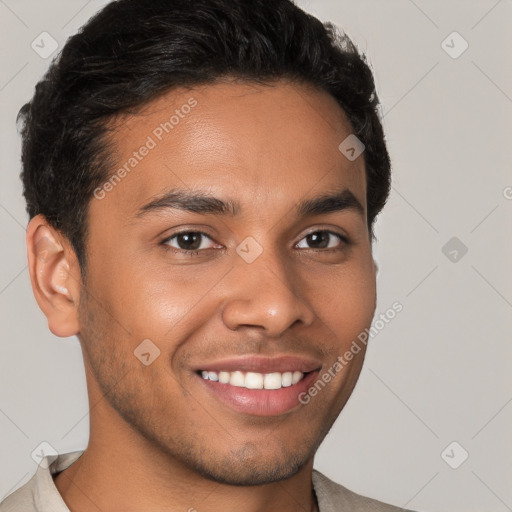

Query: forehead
[93,79,367,221]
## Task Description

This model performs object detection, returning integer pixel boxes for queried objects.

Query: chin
[195,461,307,487]
[189,449,309,486]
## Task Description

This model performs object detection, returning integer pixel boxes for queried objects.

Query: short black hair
[18,0,391,274]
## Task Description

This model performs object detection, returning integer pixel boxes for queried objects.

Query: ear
[26,214,82,337]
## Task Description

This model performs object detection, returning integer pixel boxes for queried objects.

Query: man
[1,0,416,511]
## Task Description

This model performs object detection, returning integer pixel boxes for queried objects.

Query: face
[78,79,377,485]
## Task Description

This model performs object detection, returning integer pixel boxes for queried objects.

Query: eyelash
[160,229,351,257]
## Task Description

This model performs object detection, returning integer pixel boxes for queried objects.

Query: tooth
[291,371,303,385]
[264,372,282,390]
[245,372,264,389]
[218,371,230,384]
[202,369,304,388]
[230,371,245,387]
[281,371,293,387]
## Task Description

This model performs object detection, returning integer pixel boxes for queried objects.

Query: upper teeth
[200,370,304,389]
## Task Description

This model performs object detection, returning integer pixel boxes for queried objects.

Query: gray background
[1,1,511,511]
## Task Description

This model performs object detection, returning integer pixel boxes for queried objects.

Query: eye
[161,228,350,257]
[296,230,349,251]
[162,231,218,253]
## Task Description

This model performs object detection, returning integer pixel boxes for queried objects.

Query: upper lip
[193,355,322,374]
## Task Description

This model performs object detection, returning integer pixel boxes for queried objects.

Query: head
[20,0,390,487]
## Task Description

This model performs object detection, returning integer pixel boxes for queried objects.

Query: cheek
[87,254,222,342]
[306,260,376,340]
[85,232,375,348]
[342,267,376,323]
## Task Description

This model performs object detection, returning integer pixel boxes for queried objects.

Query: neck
[54,404,318,512]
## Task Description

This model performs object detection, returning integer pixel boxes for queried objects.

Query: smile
[193,355,322,416]
[199,370,305,389]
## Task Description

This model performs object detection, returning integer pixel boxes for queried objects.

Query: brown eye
[162,231,216,252]
[296,230,347,250]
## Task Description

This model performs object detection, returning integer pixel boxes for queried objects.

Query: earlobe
[26,215,82,338]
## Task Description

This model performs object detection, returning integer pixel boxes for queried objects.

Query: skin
[27,79,377,512]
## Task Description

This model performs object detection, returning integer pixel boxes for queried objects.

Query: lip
[192,354,322,374]
[196,369,320,417]
[192,355,323,417]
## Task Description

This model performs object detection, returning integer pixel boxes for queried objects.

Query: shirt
[0,451,415,511]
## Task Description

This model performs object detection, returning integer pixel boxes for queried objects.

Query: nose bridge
[221,237,316,335]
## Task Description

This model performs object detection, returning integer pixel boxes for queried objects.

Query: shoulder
[0,473,38,512]
[0,450,84,512]
[312,469,417,512]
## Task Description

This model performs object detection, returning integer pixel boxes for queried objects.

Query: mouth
[197,369,308,389]
[193,355,322,417]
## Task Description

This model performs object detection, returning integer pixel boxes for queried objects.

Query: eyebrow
[136,187,364,219]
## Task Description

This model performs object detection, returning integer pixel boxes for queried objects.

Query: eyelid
[161,227,350,254]
[295,229,349,249]
[297,225,350,244]
[161,229,218,248]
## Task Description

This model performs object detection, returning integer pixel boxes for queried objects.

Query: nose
[221,246,316,337]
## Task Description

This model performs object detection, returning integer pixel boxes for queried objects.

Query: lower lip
[197,371,320,417]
